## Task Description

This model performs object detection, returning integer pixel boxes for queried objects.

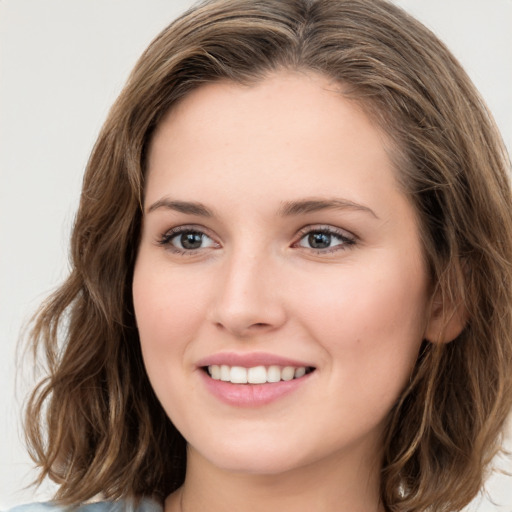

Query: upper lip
[196,352,315,369]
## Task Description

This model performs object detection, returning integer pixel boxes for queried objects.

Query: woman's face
[133,72,432,476]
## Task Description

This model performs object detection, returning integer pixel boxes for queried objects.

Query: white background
[1,0,511,509]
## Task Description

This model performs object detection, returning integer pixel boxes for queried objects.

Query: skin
[133,71,440,512]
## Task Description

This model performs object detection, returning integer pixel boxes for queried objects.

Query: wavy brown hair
[24,0,512,510]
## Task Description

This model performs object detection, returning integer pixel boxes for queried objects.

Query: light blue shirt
[5,500,163,512]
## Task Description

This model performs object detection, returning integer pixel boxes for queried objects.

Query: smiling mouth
[204,365,315,384]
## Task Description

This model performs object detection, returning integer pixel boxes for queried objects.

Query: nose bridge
[210,242,285,335]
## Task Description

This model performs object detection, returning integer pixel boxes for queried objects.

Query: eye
[295,227,355,252]
[159,227,218,253]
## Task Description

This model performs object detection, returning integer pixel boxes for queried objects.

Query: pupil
[181,232,202,249]
[309,232,331,249]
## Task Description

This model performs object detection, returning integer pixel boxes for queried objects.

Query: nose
[208,249,287,338]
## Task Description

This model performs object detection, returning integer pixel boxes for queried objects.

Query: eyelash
[157,225,218,256]
[157,225,356,255]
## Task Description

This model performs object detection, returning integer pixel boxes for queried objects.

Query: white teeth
[230,366,247,383]
[267,365,281,383]
[281,366,295,381]
[247,366,267,384]
[207,364,310,384]
[210,364,221,380]
[220,365,230,381]
[294,367,306,378]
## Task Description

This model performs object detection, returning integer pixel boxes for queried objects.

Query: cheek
[132,258,210,403]
[292,254,428,397]
[296,261,426,337]
[133,258,206,346]
[132,258,208,423]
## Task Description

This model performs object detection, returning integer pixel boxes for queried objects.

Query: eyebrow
[278,198,378,218]
[146,197,378,219]
[147,198,213,216]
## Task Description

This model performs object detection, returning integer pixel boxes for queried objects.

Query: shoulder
[5,500,163,512]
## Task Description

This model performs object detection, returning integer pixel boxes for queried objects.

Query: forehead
[146,71,399,196]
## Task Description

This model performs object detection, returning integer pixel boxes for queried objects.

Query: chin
[189,437,314,476]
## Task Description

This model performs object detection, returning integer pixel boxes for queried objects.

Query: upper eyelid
[162,224,214,236]
[160,223,354,235]
[295,224,357,240]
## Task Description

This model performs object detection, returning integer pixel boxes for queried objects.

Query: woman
[14,0,512,511]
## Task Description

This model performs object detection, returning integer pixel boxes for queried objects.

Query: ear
[424,287,468,344]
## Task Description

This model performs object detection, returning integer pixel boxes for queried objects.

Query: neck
[165,445,385,512]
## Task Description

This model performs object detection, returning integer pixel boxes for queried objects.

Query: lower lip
[199,370,313,407]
